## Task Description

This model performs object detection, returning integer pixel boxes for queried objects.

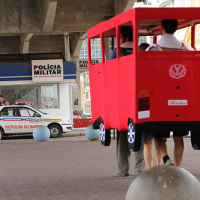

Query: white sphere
[33,126,50,142]
[126,165,200,200]
[85,125,100,141]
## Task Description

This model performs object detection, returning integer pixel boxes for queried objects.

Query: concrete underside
[0,0,137,61]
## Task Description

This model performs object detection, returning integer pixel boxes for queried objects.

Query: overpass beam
[124,0,137,12]
[21,33,34,54]
[43,0,58,32]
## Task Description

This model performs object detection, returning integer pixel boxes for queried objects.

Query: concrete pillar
[70,32,87,61]
[64,32,70,61]
[72,71,82,113]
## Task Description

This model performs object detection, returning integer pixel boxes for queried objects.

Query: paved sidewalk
[0,133,199,200]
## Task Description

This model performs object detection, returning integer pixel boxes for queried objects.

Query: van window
[103,27,116,61]
[90,34,102,65]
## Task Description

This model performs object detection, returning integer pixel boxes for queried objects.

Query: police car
[0,105,72,139]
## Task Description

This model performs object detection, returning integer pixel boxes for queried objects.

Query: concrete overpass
[0,0,138,62]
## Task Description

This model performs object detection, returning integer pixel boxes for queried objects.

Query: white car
[0,105,72,139]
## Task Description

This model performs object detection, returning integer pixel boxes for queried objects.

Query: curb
[63,133,85,137]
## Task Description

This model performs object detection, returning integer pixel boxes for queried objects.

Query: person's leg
[134,143,146,175]
[190,131,200,150]
[143,139,154,169]
[173,136,184,167]
[154,144,163,166]
[154,137,173,165]
[116,130,130,176]
[154,137,168,157]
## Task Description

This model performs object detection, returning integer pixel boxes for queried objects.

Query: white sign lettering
[168,100,188,106]
[32,59,63,82]
[77,59,101,71]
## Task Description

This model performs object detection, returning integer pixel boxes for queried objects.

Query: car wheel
[49,125,62,138]
[0,128,4,140]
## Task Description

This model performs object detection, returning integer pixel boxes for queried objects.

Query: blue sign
[0,61,76,82]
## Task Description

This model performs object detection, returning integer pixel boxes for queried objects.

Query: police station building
[0,59,76,121]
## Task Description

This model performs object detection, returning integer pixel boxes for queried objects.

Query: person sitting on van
[108,27,133,60]
[147,19,193,167]
[139,43,150,51]
[146,20,193,51]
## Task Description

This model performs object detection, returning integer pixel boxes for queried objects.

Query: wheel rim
[100,123,105,142]
[128,123,135,144]
[50,127,59,137]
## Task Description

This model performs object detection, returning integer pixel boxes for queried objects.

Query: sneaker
[118,171,129,177]
[165,159,174,166]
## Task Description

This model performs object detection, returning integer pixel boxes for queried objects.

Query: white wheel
[128,123,135,144]
[100,122,105,142]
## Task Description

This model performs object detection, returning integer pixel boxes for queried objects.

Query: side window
[138,19,194,50]
[19,108,30,117]
[194,24,200,50]
[175,25,191,47]
[8,108,14,117]
[0,108,8,116]
[103,27,116,61]
[138,36,153,51]
[0,107,16,117]
[119,22,133,58]
[27,108,36,117]
[138,19,160,48]
[89,34,102,65]
[105,22,133,61]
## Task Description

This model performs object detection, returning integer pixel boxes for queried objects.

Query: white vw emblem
[128,123,135,144]
[100,123,105,141]
[169,64,186,79]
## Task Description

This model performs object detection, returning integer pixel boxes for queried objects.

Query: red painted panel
[73,118,93,128]
[87,7,200,131]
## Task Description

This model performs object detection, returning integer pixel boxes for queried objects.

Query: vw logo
[100,123,105,141]
[169,64,186,79]
[128,123,135,144]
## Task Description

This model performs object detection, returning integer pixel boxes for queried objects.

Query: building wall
[0,61,76,123]
[72,71,82,113]
[41,83,72,120]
